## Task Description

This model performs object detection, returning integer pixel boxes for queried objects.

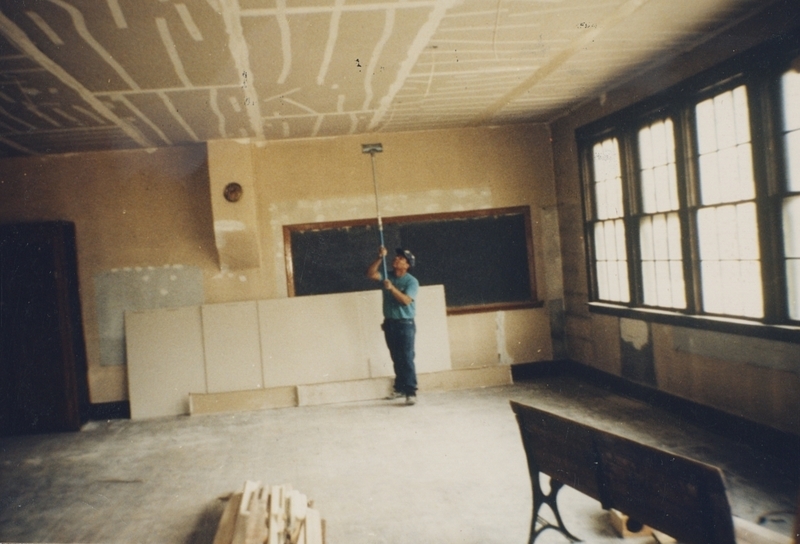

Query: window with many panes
[579,34,800,336]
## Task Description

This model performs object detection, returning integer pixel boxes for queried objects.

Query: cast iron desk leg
[529,475,582,544]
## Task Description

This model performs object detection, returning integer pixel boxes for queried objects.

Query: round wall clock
[224,182,243,202]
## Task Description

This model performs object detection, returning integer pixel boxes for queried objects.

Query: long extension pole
[362,143,387,278]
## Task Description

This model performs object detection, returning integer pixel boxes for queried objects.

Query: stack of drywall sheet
[213,481,324,544]
[126,285,452,419]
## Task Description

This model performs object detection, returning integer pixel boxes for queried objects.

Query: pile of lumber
[213,481,324,544]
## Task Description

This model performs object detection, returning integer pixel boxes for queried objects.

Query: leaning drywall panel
[258,293,370,387]
[357,285,452,377]
[355,289,394,378]
[94,265,204,366]
[202,301,263,393]
[411,285,452,374]
[125,306,206,419]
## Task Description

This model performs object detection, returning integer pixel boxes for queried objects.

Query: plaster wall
[550,6,800,435]
[0,123,560,404]
[0,145,214,403]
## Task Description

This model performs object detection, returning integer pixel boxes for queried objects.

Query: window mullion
[749,76,784,323]
[620,131,641,306]
[580,143,601,301]
[675,106,702,314]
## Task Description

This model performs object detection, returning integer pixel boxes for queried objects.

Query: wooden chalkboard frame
[283,206,540,315]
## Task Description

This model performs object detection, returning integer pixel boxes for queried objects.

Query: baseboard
[188,366,513,415]
[511,360,800,468]
[88,401,131,420]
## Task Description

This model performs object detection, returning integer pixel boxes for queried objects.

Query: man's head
[393,248,415,273]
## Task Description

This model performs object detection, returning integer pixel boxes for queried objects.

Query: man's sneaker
[405,395,417,405]
[385,391,404,400]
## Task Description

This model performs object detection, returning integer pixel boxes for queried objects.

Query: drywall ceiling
[0,0,776,157]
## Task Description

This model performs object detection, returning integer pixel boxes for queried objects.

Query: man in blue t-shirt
[366,246,419,405]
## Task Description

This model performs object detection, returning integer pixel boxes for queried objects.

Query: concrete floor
[0,376,797,544]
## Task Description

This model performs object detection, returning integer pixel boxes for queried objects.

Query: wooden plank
[268,485,288,544]
[244,485,268,544]
[232,480,262,544]
[608,509,653,538]
[287,489,308,543]
[305,508,323,544]
[189,386,297,415]
[213,492,243,544]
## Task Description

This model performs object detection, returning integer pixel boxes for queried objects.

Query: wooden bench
[510,400,737,544]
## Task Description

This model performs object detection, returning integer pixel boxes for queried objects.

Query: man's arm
[366,246,387,281]
[385,283,413,306]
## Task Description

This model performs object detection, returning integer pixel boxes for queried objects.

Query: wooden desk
[510,400,737,544]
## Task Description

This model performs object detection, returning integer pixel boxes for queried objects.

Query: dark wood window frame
[577,30,800,343]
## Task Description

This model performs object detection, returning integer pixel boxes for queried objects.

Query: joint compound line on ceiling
[362,7,395,112]
[470,0,651,126]
[175,3,204,41]
[106,0,128,29]
[112,94,173,144]
[317,0,345,86]
[0,10,153,148]
[49,0,141,91]
[209,88,227,138]
[240,1,437,17]
[219,0,264,139]
[157,91,199,140]
[0,134,35,155]
[369,0,460,131]
[276,0,292,85]
[26,10,64,45]
[156,17,194,87]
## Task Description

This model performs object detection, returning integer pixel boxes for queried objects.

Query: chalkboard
[284,207,538,313]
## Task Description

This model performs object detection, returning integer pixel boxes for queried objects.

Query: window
[781,66,800,320]
[694,86,762,318]
[637,118,685,309]
[579,36,800,337]
[591,138,629,303]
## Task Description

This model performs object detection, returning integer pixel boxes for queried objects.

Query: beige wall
[0,123,561,404]
[0,145,215,402]
[550,6,800,436]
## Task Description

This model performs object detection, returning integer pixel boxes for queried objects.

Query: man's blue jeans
[383,319,417,396]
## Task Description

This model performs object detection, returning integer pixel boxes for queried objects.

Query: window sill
[588,302,800,344]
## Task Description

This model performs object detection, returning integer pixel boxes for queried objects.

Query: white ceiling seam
[0,0,784,157]
[370,0,463,131]
[156,90,199,141]
[362,7,396,111]
[48,0,141,91]
[156,17,194,87]
[175,3,204,41]
[25,10,64,45]
[0,10,152,149]
[218,0,264,139]
[240,2,439,17]
[113,94,173,145]
[316,0,346,86]
[106,0,128,29]
[470,0,651,125]
[275,0,292,85]
[210,88,227,139]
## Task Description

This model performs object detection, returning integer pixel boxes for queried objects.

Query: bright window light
[638,119,685,308]
[695,86,763,318]
[781,65,800,319]
[592,138,629,302]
